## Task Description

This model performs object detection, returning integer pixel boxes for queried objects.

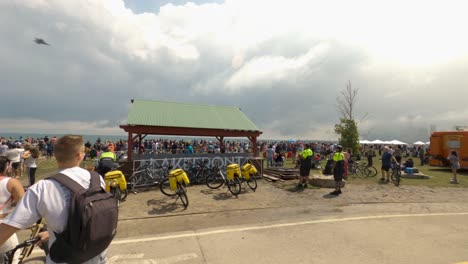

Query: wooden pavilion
[119,99,263,161]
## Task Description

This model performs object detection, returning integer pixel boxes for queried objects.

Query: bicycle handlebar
[2,237,41,264]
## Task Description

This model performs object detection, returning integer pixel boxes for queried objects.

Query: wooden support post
[127,132,133,161]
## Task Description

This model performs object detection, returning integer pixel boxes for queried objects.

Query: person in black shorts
[380,146,397,182]
[330,145,345,195]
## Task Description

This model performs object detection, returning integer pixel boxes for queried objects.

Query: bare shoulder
[7,177,23,189]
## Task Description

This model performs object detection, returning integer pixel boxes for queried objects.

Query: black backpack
[47,171,118,264]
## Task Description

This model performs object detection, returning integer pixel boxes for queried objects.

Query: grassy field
[23,156,468,188]
[271,156,468,188]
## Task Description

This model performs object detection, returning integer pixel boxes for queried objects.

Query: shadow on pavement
[322,193,339,199]
[146,197,187,214]
[212,192,238,201]
[200,189,217,195]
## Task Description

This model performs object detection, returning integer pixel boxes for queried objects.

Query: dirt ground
[15,175,468,260]
[116,176,468,226]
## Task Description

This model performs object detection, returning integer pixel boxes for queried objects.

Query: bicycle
[390,162,401,186]
[239,163,258,191]
[206,163,241,196]
[128,163,171,193]
[103,164,128,205]
[348,162,378,178]
[184,160,212,185]
[2,218,48,264]
[164,168,190,208]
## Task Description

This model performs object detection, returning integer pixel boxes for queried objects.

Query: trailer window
[447,140,460,148]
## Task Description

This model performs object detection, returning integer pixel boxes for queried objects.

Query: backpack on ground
[47,171,118,264]
[322,159,334,175]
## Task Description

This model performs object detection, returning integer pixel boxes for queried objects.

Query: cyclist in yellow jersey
[330,145,345,195]
[297,144,313,188]
[95,146,116,177]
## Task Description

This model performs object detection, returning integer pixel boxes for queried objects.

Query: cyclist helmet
[337,145,343,151]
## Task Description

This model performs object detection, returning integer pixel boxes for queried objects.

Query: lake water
[0,132,256,143]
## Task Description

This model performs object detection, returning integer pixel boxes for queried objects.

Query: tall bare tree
[335,80,360,154]
[336,80,358,120]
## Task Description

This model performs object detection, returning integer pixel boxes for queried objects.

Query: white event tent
[359,139,408,145]
[388,140,407,145]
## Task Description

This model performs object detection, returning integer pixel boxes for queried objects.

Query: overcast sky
[1,0,468,142]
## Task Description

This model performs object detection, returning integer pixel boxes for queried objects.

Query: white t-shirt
[6,149,24,163]
[24,157,37,168]
[1,167,107,264]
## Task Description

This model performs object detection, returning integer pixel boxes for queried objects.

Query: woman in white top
[22,147,40,187]
[0,156,25,264]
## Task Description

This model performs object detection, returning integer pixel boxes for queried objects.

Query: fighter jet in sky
[34,38,50,45]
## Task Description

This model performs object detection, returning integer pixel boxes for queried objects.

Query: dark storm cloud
[2,0,468,142]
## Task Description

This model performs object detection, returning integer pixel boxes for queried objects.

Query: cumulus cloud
[1,0,468,143]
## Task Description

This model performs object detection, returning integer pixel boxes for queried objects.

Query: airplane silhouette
[34,38,50,45]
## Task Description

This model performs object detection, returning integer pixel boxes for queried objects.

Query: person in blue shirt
[380,146,398,183]
[187,143,194,154]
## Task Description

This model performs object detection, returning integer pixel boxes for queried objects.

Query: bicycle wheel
[111,187,121,206]
[367,166,378,177]
[348,164,357,176]
[355,166,366,178]
[206,172,224,189]
[391,169,401,186]
[246,176,258,191]
[227,177,241,196]
[160,178,177,196]
[127,174,138,192]
[177,183,189,208]
[120,188,128,201]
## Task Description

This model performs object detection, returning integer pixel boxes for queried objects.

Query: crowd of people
[0,135,115,263]
[0,133,462,263]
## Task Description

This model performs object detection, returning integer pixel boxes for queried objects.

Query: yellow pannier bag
[169,168,190,190]
[241,163,258,180]
[226,164,241,180]
[104,170,127,191]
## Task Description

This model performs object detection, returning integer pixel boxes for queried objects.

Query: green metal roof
[126,100,260,131]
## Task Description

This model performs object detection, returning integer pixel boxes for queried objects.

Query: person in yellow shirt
[297,144,313,188]
[95,147,116,176]
[330,145,345,195]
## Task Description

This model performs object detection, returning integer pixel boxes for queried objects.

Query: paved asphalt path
[24,179,468,264]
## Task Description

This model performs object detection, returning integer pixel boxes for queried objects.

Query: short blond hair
[54,135,84,164]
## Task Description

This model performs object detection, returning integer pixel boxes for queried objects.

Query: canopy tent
[425,141,430,145]
[388,139,407,145]
[413,141,426,145]
[370,139,385,144]
[359,140,371,144]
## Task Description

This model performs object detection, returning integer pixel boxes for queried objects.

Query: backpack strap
[48,171,101,194]
[88,171,103,194]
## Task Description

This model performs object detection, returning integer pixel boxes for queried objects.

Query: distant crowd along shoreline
[1,135,427,163]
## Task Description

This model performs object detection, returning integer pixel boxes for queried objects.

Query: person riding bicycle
[95,146,116,177]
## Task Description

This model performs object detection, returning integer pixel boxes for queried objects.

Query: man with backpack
[0,135,118,263]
